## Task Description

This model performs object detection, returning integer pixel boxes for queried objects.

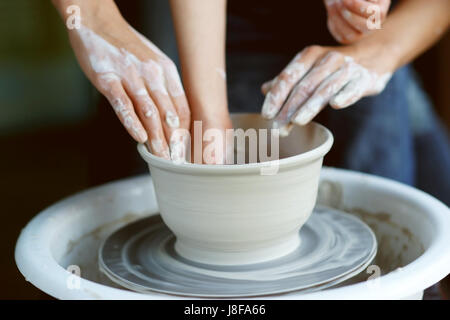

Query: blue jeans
[227,52,450,205]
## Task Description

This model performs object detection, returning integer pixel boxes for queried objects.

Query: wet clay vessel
[138,113,333,265]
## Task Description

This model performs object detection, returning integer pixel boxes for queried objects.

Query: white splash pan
[15,167,450,299]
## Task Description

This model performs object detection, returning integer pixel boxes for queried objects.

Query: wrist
[349,35,400,74]
[190,100,230,123]
[183,73,230,125]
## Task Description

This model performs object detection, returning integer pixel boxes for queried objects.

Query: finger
[330,59,392,109]
[293,67,352,125]
[151,91,186,162]
[327,16,347,44]
[127,86,171,160]
[261,48,318,119]
[158,59,189,125]
[161,60,191,162]
[340,5,373,33]
[376,0,390,20]
[161,59,191,131]
[139,61,188,162]
[274,51,345,129]
[330,75,368,109]
[329,1,362,43]
[261,79,276,95]
[96,74,147,143]
[343,0,383,18]
[110,67,171,159]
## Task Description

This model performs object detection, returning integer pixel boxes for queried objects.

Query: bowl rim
[137,115,334,174]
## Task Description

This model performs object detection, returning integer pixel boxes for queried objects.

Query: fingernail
[330,95,348,109]
[144,107,154,118]
[170,134,188,164]
[165,111,180,128]
[162,150,170,160]
[138,129,148,143]
[293,108,314,126]
[151,139,169,159]
[325,0,339,5]
[345,33,355,41]
[261,93,278,119]
[170,141,186,164]
[272,120,292,137]
[151,139,163,152]
[124,115,148,142]
[342,9,352,20]
[334,33,343,43]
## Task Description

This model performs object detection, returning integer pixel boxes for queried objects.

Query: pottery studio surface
[15,115,450,299]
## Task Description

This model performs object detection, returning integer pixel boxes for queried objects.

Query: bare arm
[357,0,450,70]
[170,0,231,163]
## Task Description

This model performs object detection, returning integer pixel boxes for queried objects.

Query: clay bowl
[138,113,333,265]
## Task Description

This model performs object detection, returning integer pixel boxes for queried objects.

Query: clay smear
[262,49,391,135]
[75,24,190,162]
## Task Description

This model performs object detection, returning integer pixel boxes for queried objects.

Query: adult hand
[261,45,394,134]
[324,0,391,44]
[63,2,190,162]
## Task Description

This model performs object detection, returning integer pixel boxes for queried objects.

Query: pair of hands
[65,0,392,163]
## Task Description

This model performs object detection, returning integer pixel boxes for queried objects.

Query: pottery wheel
[99,205,377,297]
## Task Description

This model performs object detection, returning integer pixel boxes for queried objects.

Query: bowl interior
[137,113,333,172]
[231,113,331,161]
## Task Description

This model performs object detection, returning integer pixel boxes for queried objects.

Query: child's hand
[324,0,391,44]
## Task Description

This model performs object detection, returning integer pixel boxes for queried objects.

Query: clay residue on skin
[165,111,180,128]
[263,47,392,130]
[144,109,154,118]
[216,67,226,80]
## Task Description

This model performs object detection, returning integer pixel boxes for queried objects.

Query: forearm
[169,0,229,124]
[355,0,450,70]
[51,0,121,28]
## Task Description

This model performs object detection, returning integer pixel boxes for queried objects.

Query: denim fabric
[323,66,415,186]
[227,52,450,205]
[406,68,450,205]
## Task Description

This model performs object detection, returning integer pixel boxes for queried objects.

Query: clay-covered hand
[261,45,393,135]
[324,0,391,44]
[66,9,190,163]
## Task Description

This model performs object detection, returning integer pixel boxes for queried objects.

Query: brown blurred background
[0,0,448,299]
